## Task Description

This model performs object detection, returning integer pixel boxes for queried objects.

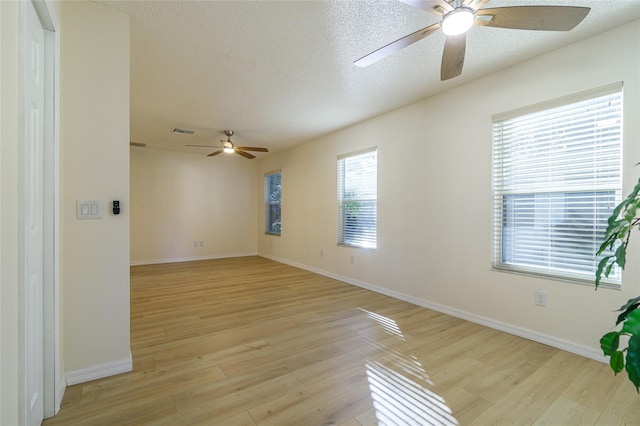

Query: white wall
[60,1,131,375]
[257,21,640,358]
[1,1,21,423]
[130,148,258,264]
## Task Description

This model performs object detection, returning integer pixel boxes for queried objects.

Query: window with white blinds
[492,83,623,285]
[338,148,377,249]
[265,171,281,235]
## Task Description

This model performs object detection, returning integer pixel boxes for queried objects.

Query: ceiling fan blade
[354,23,440,67]
[186,144,219,148]
[235,150,256,159]
[441,34,466,81]
[399,0,452,15]
[207,150,224,157]
[235,146,269,152]
[476,6,590,31]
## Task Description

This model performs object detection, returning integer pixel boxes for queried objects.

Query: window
[265,171,281,235]
[338,148,377,249]
[492,84,622,285]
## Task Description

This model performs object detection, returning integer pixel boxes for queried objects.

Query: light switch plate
[77,200,102,219]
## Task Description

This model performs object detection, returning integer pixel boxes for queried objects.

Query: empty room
[2,0,640,425]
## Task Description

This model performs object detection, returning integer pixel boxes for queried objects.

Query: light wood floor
[44,256,640,425]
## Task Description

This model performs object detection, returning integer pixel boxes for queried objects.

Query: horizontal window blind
[338,148,377,249]
[265,171,281,235]
[492,85,622,284]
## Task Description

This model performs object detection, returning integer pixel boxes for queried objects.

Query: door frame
[19,0,61,419]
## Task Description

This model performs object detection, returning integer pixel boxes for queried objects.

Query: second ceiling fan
[354,0,590,81]
[186,130,268,159]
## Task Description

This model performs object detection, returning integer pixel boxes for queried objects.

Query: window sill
[491,265,621,290]
[337,243,376,252]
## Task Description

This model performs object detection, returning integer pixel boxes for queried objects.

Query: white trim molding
[259,253,607,364]
[130,252,258,266]
[56,376,66,410]
[65,353,132,386]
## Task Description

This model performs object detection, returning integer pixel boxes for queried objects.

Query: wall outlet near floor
[350,255,354,265]
[320,249,324,258]
[535,290,548,307]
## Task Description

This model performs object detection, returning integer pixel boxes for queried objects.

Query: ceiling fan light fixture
[223,147,235,154]
[441,7,475,36]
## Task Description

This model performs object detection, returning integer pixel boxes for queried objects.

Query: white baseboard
[65,353,133,386]
[259,253,607,364]
[130,252,258,266]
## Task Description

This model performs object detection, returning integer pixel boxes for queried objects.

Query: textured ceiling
[98,0,640,157]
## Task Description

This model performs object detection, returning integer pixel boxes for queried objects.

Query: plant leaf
[608,205,625,227]
[621,309,640,336]
[628,177,640,199]
[595,256,611,289]
[625,335,640,392]
[600,331,620,356]
[617,304,640,326]
[615,295,640,325]
[610,220,630,238]
[610,350,625,374]
[625,202,638,222]
[605,262,615,277]
[616,296,640,312]
[617,224,631,241]
[615,244,627,269]
[596,235,616,256]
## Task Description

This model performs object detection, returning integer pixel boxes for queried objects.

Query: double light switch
[76,200,102,219]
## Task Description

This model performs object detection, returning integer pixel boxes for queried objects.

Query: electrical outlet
[350,255,354,265]
[199,241,204,247]
[535,290,548,307]
[320,249,324,258]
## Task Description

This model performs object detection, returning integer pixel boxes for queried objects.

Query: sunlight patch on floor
[360,308,458,426]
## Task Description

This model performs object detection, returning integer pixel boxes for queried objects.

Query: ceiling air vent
[171,127,196,135]
[130,142,146,148]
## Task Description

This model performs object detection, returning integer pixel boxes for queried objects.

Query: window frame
[491,83,623,287]
[264,170,282,236]
[337,147,378,250]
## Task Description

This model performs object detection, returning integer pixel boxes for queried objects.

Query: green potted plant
[596,175,640,392]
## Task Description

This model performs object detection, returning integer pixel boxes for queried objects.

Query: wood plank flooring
[44,256,640,425]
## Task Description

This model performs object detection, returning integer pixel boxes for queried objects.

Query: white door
[21,1,46,425]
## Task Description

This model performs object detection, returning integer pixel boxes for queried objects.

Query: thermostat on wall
[76,200,102,219]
